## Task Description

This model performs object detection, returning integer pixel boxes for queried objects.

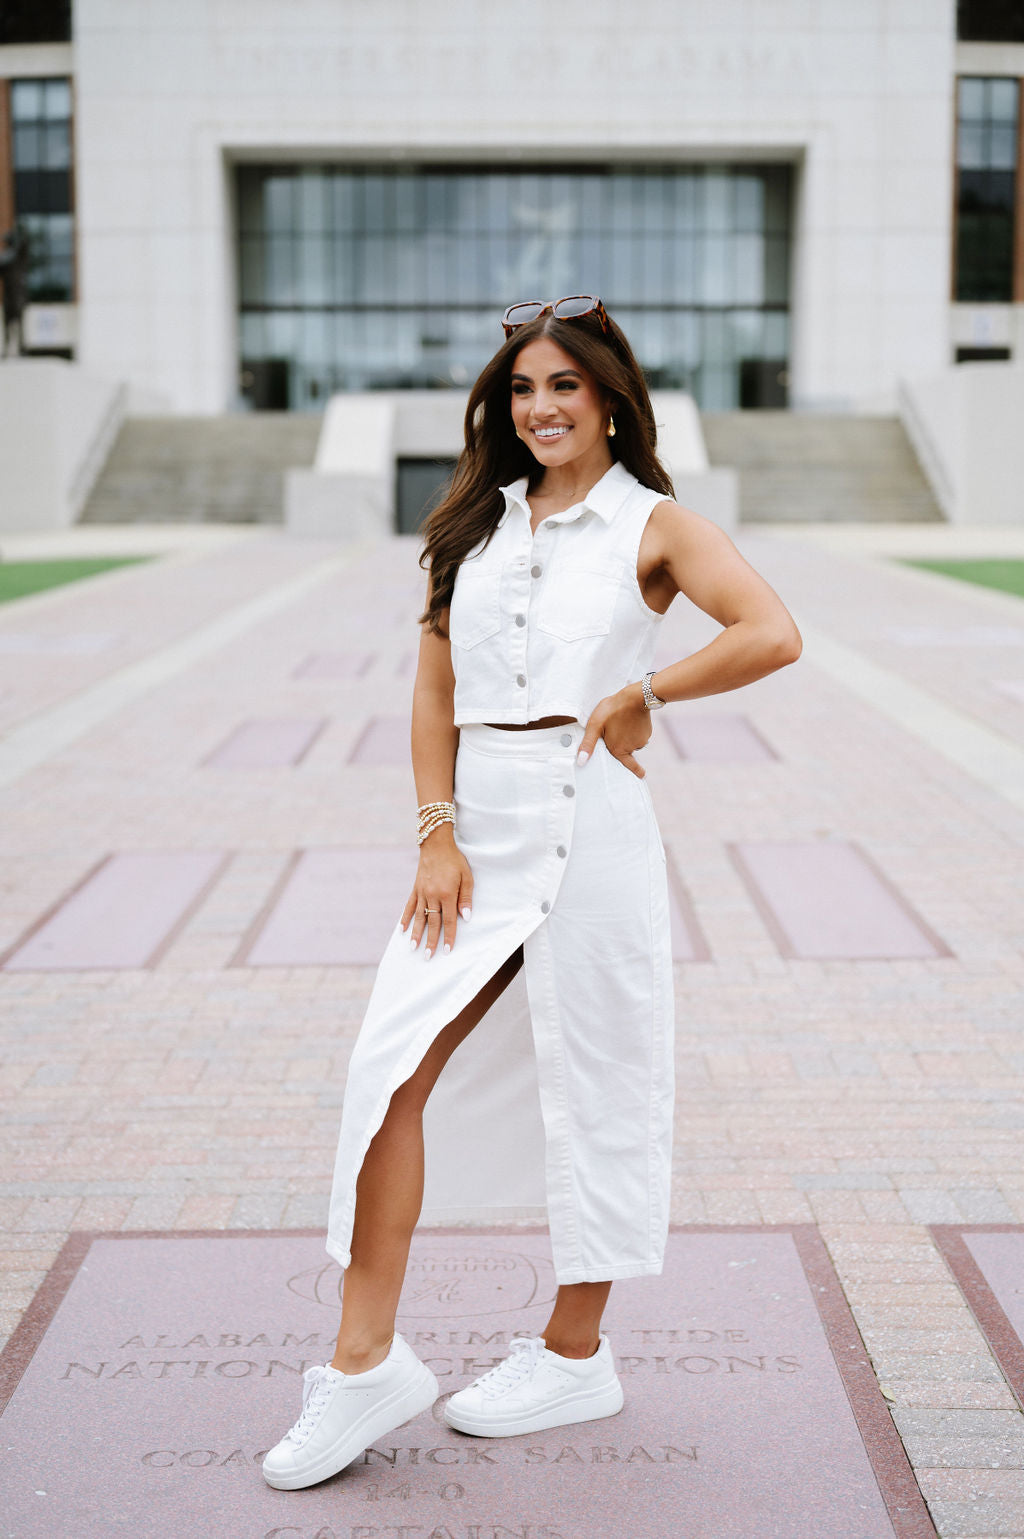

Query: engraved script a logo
[285,1247,557,1317]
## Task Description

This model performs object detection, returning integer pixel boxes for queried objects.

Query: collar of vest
[498,459,639,528]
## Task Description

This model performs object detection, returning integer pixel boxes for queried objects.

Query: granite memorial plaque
[1,851,228,971]
[204,718,327,768]
[664,713,778,763]
[293,653,375,681]
[237,847,705,967]
[729,841,951,960]
[931,1225,1024,1411]
[0,1226,933,1538]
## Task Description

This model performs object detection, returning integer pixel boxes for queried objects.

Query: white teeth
[534,427,569,438]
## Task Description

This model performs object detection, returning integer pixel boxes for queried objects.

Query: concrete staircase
[701,412,943,523]
[81,408,944,526]
[79,414,323,524]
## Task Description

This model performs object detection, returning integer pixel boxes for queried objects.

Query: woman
[263,296,802,1491]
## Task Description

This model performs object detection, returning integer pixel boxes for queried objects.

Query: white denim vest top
[449,459,668,726]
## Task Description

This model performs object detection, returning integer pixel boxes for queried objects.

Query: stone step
[79,415,323,524]
[701,411,943,523]
[80,408,944,526]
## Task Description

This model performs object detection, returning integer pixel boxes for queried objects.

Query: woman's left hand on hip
[577,686,653,778]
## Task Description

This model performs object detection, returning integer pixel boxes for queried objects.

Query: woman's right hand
[400,827,474,959]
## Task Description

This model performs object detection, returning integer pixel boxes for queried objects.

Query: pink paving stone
[729,841,951,961]
[348,714,411,766]
[664,713,779,762]
[203,718,327,768]
[0,1228,933,1539]
[931,1226,1024,1413]
[1,852,227,972]
[291,651,375,681]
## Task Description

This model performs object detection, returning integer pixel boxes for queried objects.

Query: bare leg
[331,946,524,1373]
[540,1282,612,1359]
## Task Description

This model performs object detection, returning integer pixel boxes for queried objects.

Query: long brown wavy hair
[417,309,674,635]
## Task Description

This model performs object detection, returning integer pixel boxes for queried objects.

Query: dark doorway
[739,358,789,409]
[955,345,1012,362]
[396,459,458,535]
[240,358,290,410]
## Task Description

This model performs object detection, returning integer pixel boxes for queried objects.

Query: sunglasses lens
[504,303,545,328]
[552,296,596,319]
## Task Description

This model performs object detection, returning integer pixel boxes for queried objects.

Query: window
[236,163,793,411]
[957,1,1024,43]
[955,76,1019,302]
[9,77,74,302]
[0,0,71,45]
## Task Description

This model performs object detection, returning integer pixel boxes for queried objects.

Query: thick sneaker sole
[262,1361,438,1490]
[443,1374,624,1437]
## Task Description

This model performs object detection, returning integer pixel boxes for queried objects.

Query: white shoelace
[475,1337,546,1400]
[286,1364,337,1445]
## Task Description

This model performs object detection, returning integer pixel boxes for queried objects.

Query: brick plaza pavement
[1,517,1024,1535]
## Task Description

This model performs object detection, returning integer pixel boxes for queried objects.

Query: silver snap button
[559,732,572,746]
[516,674,527,687]
[556,845,567,858]
[562,784,574,798]
[515,614,526,627]
[540,900,551,914]
[531,564,542,578]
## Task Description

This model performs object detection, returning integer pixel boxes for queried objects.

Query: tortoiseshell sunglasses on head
[501,295,609,338]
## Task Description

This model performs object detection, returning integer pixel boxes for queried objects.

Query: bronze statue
[0,227,31,357]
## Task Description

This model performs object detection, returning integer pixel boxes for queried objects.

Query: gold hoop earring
[606,417,616,438]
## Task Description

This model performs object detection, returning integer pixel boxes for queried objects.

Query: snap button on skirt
[326,719,675,1285]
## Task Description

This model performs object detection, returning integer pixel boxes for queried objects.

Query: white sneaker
[262,1333,438,1490]
[443,1334,623,1437]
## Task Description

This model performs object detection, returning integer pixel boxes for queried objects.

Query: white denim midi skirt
[326,718,675,1285]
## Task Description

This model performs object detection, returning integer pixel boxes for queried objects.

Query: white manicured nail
[425,947,433,960]
[460,906,471,921]
[410,937,417,950]
[444,942,451,954]
[577,749,590,765]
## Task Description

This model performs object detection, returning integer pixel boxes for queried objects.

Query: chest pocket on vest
[536,563,620,642]
[449,562,503,649]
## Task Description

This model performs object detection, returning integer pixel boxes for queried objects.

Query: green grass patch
[899,558,1024,601]
[0,556,153,605]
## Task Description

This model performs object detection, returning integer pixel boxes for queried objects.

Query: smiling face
[509,336,615,477]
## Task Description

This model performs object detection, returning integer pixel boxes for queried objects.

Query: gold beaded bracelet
[417,800,456,846]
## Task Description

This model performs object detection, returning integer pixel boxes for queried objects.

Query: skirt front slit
[325,718,675,1285]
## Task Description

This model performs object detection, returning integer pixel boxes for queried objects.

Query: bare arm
[410,611,459,806]
[645,499,802,700]
[579,501,802,776]
[400,608,474,957]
